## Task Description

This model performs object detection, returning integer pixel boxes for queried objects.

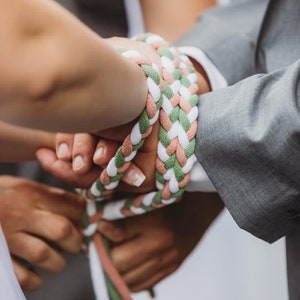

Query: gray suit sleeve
[176,0,269,84]
[197,60,300,243]
[176,0,300,243]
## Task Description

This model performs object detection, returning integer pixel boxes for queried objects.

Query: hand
[36,135,101,188]
[98,191,224,292]
[0,176,85,291]
[36,121,157,193]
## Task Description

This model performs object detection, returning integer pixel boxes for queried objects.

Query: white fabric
[89,242,109,300]
[178,46,228,90]
[179,46,228,192]
[123,0,145,37]
[0,224,26,300]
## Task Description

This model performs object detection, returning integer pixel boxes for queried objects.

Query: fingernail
[126,169,146,187]
[93,147,104,160]
[73,155,84,171]
[57,143,69,158]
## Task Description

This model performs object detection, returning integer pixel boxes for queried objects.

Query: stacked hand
[34,35,220,292]
[36,131,223,292]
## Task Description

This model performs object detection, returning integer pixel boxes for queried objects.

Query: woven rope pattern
[79,33,199,300]
[80,34,199,246]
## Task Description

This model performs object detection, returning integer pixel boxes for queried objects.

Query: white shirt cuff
[179,47,228,192]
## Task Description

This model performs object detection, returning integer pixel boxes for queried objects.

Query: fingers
[72,133,97,174]
[93,139,119,166]
[8,232,66,274]
[94,124,159,193]
[109,234,179,292]
[99,221,176,292]
[122,164,146,187]
[33,185,85,222]
[56,133,74,160]
[12,258,43,292]
[24,211,83,253]
[36,148,99,187]
[124,254,178,293]
[110,218,175,270]
[93,139,146,187]
[49,129,149,189]
[98,220,127,243]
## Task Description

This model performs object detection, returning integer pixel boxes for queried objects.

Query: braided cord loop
[80,34,199,300]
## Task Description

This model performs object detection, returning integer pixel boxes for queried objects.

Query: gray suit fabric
[0,0,127,299]
[177,0,300,298]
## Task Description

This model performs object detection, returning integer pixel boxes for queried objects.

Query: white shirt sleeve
[178,47,228,192]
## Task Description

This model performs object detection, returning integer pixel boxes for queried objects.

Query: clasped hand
[36,126,223,293]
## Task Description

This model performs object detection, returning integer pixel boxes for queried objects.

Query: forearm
[0,122,55,162]
[140,0,216,41]
[196,60,300,242]
[0,0,147,133]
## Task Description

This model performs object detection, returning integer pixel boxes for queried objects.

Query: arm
[37,0,215,177]
[196,61,300,243]
[0,122,55,162]
[0,0,148,133]
[175,0,300,242]
[175,0,269,84]
[141,0,216,41]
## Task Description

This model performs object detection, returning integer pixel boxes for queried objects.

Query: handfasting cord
[80,33,199,300]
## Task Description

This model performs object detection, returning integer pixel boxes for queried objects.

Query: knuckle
[52,220,73,241]
[31,244,51,265]
[162,233,176,248]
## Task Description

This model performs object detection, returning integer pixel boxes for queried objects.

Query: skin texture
[0,0,148,132]
[0,176,85,291]
[141,0,216,41]
[0,122,55,162]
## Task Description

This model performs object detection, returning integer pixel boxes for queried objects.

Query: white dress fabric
[0,224,26,300]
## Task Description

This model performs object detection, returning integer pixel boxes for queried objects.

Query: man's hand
[0,176,85,291]
[98,192,224,292]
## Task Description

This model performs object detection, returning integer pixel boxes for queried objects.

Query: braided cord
[80,33,199,300]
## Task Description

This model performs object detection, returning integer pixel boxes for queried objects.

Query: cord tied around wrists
[80,33,200,300]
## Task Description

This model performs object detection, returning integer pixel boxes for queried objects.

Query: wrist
[189,57,211,94]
